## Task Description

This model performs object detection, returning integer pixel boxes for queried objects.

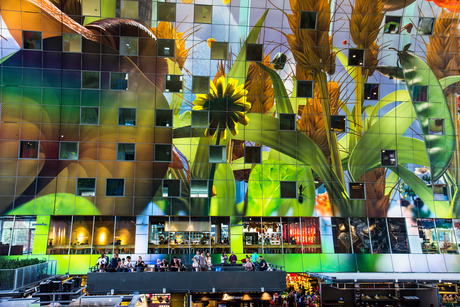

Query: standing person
[259,256,268,271]
[126,256,134,272]
[97,253,108,272]
[245,257,254,271]
[110,254,120,271]
[288,292,295,307]
[155,259,162,272]
[251,250,259,265]
[221,252,228,266]
[199,251,207,271]
[135,256,146,272]
[170,257,179,271]
[229,251,237,266]
[192,251,200,271]
[160,259,169,271]
[206,252,212,270]
[119,258,126,272]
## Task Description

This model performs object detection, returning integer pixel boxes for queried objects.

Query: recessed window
[19,141,39,159]
[157,2,176,22]
[300,11,317,30]
[156,109,173,127]
[23,31,42,50]
[418,17,435,35]
[82,0,100,16]
[191,110,209,128]
[110,72,129,90]
[210,145,226,163]
[245,146,261,164]
[246,44,263,62]
[384,16,401,34]
[81,107,99,125]
[154,144,172,162]
[82,71,100,89]
[63,33,82,52]
[297,80,313,98]
[157,39,175,57]
[381,150,396,167]
[279,113,296,130]
[211,42,228,60]
[163,179,181,197]
[165,75,183,93]
[118,108,136,126]
[281,181,297,198]
[190,180,208,198]
[117,143,135,161]
[194,4,212,24]
[120,0,139,19]
[349,182,365,199]
[59,142,79,160]
[412,85,428,102]
[429,118,444,135]
[119,37,138,56]
[364,83,379,100]
[106,179,125,197]
[348,49,364,67]
[330,115,346,132]
[77,178,96,196]
[433,184,449,201]
[192,76,210,94]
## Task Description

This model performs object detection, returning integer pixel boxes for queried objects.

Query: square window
[349,182,365,199]
[163,179,181,197]
[364,83,379,100]
[110,72,129,90]
[210,145,226,163]
[211,42,228,60]
[106,179,125,197]
[59,142,79,160]
[157,39,175,57]
[245,146,261,164]
[190,180,208,198]
[119,37,138,56]
[165,75,183,93]
[156,109,173,127]
[192,76,210,94]
[23,31,42,50]
[63,33,82,52]
[19,141,39,159]
[117,143,135,161]
[300,11,317,30]
[118,108,136,126]
[81,107,99,125]
[82,0,100,16]
[246,44,263,62]
[429,118,444,135]
[381,150,397,167]
[82,71,100,89]
[279,113,296,130]
[297,80,313,98]
[157,2,176,22]
[433,184,449,201]
[120,0,139,19]
[413,85,428,102]
[191,110,209,128]
[194,4,212,24]
[384,16,401,34]
[330,115,346,132]
[154,144,172,162]
[77,178,96,196]
[281,181,297,198]
[418,17,435,35]
[348,49,364,67]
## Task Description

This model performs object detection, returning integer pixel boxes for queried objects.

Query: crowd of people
[274,290,319,307]
[96,253,148,272]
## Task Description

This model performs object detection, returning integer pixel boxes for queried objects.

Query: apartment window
[59,142,78,160]
[106,179,125,197]
[280,181,297,198]
[157,39,175,57]
[349,182,365,199]
[23,31,42,50]
[191,110,209,128]
[244,146,261,164]
[413,85,428,102]
[120,0,139,19]
[195,4,212,24]
[110,72,128,90]
[331,115,346,132]
[433,184,449,201]
[63,34,82,52]
[162,179,181,197]
[81,107,99,125]
[10,217,36,255]
[332,217,352,253]
[279,113,296,130]
[119,37,138,56]
[77,178,96,196]
[429,118,444,135]
[117,143,135,161]
[209,145,226,163]
[417,218,437,254]
[348,49,364,67]
[154,144,172,162]
[381,150,396,167]
[384,16,401,34]
[190,180,208,198]
[82,0,100,16]
[19,141,39,159]
[165,75,183,93]
[300,11,317,30]
[364,83,379,100]
[118,108,136,126]
[246,44,263,62]
[418,17,435,35]
[82,71,100,89]
[211,42,228,60]
[157,2,176,22]
[192,76,210,94]
[297,80,313,98]
[156,109,173,127]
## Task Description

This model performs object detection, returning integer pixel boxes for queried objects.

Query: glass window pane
[350,218,371,254]
[190,180,208,198]
[388,218,409,253]
[0,217,14,255]
[114,216,135,255]
[81,107,99,124]
[369,218,390,254]
[155,109,173,127]
[106,179,125,197]
[63,33,82,52]
[19,141,39,159]
[157,2,176,22]
[169,216,190,254]
[118,108,136,126]
[119,37,138,56]
[191,110,209,127]
[189,217,210,254]
[209,145,226,163]
[384,16,401,34]
[244,146,261,164]
[111,73,128,90]
[47,216,72,255]
[154,144,172,162]
[82,72,100,89]
[262,218,282,254]
[243,217,261,254]
[93,216,114,255]
[417,218,438,254]
[211,217,230,254]
[165,75,183,93]
[60,142,79,160]
[280,181,297,198]
[211,42,228,60]
[77,178,96,196]
[23,31,42,50]
[120,0,139,19]
[117,143,135,161]
[194,4,212,24]
[70,216,93,254]
[282,217,300,254]
[157,39,175,57]
[436,219,458,254]
[332,217,352,253]
[163,179,181,197]
[301,217,321,253]
[300,11,317,29]
[149,216,169,254]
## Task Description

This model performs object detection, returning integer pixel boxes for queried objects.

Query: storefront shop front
[439,283,460,306]
[191,293,273,307]
[286,273,320,295]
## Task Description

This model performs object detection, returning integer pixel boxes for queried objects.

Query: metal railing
[0,260,57,291]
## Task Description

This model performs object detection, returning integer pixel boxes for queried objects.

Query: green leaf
[332,46,357,80]
[367,90,410,128]
[399,51,456,181]
[256,63,294,114]
[376,66,405,81]
[210,163,236,216]
[384,170,400,196]
[167,59,184,116]
[439,76,460,89]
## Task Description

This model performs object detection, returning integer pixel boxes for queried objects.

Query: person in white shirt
[97,253,108,272]
[125,256,134,272]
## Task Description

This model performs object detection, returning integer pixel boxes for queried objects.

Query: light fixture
[212,287,215,293]
[261,287,264,292]
[111,289,114,295]
[32,223,47,226]
[163,288,166,293]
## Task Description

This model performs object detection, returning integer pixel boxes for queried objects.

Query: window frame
[154,144,173,162]
[110,72,129,91]
[62,33,82,53]
[299,11,317,30]
[81,71,100,89]
[165,75,183,93]
[244,146,262,164]
[106,178,125,197]
[19,140,39,159]
[190,179,209,198]
[119,36,139,56]
[210,42,229,60]
[194,4,212,24]
[118,108,137,126]
[59,141,79,160]
[80,106,99,125]
[349,182,366,199]
[22,31,42,51]
[296,80,314,98]
[76,178,96,197]
[157,2,176,22]
[162,179,181,197]
[280,181,297,199]
[116,143,136,161]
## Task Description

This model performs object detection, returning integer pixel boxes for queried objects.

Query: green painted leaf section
[367,90,410,128]
[210,163,237,216]
[332,46,357,80]
[399,51,456,181]
[256,63,294,114]
[167,59,184,116]
[439,76,460,89]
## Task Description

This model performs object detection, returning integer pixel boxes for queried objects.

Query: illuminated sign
[222,294,244,300]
